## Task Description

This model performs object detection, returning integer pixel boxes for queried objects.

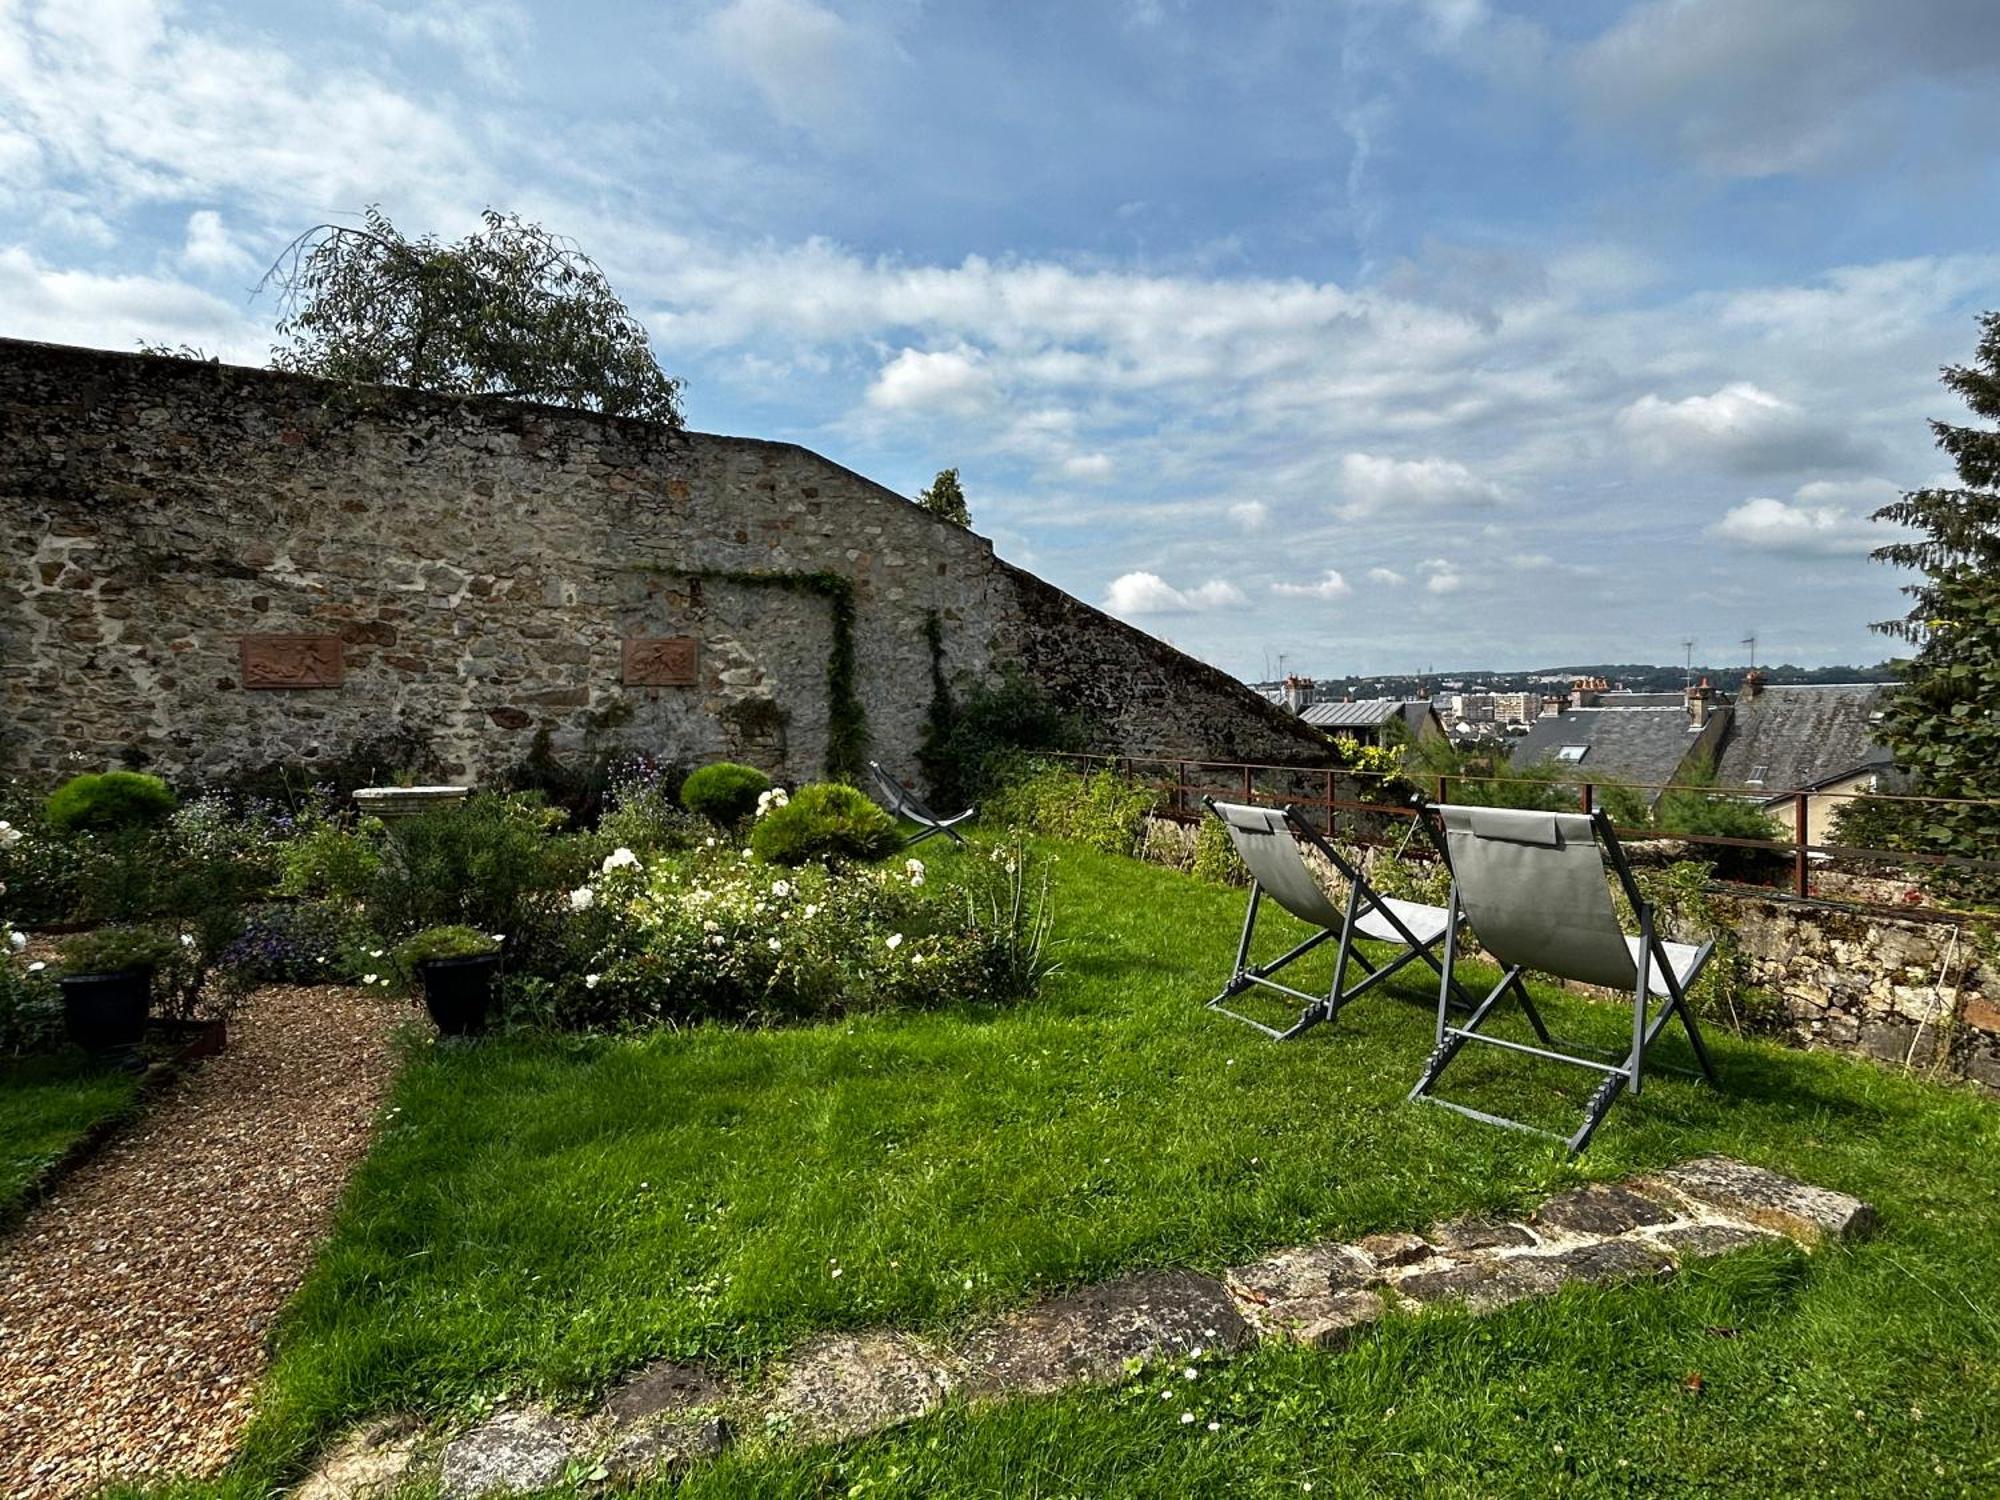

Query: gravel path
[0,984,403,1498]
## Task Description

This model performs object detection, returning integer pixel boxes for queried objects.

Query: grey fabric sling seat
[868,761,975,847]
[1408,802,1721,1153]
[1202,798,1475,1041]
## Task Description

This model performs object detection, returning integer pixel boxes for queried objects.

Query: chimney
[1686,675,1713,729]
[1740,667,1766,702]
[1282,675,1315,713]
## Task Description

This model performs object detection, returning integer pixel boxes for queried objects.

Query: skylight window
[1556,745,1588,763]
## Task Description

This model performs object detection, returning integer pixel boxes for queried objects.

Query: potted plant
[56,926,178,1057]
[396,925,503,1036]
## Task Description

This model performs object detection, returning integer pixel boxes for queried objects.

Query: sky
[4,0,1998,679]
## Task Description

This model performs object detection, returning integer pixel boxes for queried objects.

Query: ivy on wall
[917,608,956,799]
[683,568,867,779]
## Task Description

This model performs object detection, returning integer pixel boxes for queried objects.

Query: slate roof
[1712,685,1892,796]
[1301,698,1405,729]
[1511,706,1710,789]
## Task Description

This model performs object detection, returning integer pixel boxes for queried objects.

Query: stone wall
[1722,890,2000,1092]
[0,339,1331,789]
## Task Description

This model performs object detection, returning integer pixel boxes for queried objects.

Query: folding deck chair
[867,761,976,847]
[1408,802,1722,1153]
[1202,798,1474,1041]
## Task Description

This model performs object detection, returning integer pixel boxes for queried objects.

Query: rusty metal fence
[1036,750,2000,914]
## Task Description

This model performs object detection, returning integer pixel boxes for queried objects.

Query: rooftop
[1713,684,1893,795]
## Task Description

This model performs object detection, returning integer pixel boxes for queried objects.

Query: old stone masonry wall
[0,340,1329,788]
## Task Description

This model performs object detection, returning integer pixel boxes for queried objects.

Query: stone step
[298,1156,1873,1498]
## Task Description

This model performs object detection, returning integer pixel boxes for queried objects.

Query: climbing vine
[682,569,867,779]
[917,609,958,802]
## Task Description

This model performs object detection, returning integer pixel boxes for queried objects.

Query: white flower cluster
[601,846,641,874]
[0,819,20,850]
[755,787,791,817]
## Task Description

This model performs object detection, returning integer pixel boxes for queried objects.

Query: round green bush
[680,762,773,826]
[45,772,179,835]
[750,782,899,867]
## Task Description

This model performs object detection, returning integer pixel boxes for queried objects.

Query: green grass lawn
[0,1051,143,1218]
[158,839,2000,1495]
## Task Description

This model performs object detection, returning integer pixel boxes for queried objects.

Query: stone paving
[294,1156,1874,1498]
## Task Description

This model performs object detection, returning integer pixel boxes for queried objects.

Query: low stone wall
[1723,891,2000,1091]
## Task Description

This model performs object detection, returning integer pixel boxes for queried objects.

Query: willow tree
[1868,311,2000,894]
[261,206,683,425]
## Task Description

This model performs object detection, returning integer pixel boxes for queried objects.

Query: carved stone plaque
[622,636,699,687]
[240,634,344,689]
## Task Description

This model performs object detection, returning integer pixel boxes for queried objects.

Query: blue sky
[5,0,1998,677]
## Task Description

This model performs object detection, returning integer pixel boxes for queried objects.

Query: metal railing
[1037,750,2000,916]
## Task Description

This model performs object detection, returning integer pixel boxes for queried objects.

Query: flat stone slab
[762,1331,952,1445]
[1427,1216,1537,1253]
[964,1270,1254,1398]
[1532,1183,1674,1238]
[438,1409,577,1499]
[1651,1222,1782,1259]
[601,1416,729,1484]
[1637,1156,1876,1245]
[604,1359,731,1424]
[293,1418,422,1500]
[1395,1238,1673,1315]
[1228,1242,1376,1305]
[1357,1231,1433,1268]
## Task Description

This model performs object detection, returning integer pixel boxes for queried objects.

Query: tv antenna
[1681,637,1696,688]
[1741,633,1757,672]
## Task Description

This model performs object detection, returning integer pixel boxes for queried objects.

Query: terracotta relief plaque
[622,636,700,687]
[240,634,344,689]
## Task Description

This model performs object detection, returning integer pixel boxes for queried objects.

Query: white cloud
[1366,567,1407,586]
[178,210,252,275]
[0,244,264,356]
[1272,570,1351,600]
[1617,382,1875,475]
[707,0,871,136]
[1421,558,1465,594]
[1103,571,1247,615]
[1708,479,1903,557]
[1061,452,1114,481]
[1337,452,1503,518]
[345,0,531,79]
[864,347,992,414]
[1227,500,1268,532]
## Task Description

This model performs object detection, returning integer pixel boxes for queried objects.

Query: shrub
[394,925,501,976]
[750,782,899,867]
[1190,815,1245,886]
[58,925,180,976]
[681,762,773,826]
[45,772,178,835]
[279,819,384,901]
[960,840,1061,1001]
[985,762,1158,857]
[918,668,1084,809]
[0,955,60,1056]
[368,794,559,941]
[598,782,706,860]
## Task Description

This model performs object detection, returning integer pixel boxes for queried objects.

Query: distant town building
[1301,697,1446,748]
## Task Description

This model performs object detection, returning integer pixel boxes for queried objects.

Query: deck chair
[1407,803,1721,1153]
[867,761,975,847]
[1202,798,1475,1041]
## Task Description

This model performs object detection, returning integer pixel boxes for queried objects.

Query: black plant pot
[418,953,501,1036]
[59,968,152,1055]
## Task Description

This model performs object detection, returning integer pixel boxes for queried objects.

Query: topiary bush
[749,782,899,867]
[44,772,178,835]
[680,762,773,826]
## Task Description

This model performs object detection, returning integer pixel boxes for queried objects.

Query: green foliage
[919,668,1084,811]
[1403,738,1575,811]
[394,925,502,975]
[58,924,179,976]
[597,781,706,859]
[680,762,774,826]
[1620,860,1771,1033]
[368,794,560,941]
[985,762,1159,857]
[918,466,971,527]
[1868,310,2000,903]
[0,949,62,1058]
[1190,814,1244,886]
[263,205,684,424]
[44,772,177,834]
[0,1055,142,1215]
[278,819,384,902]
[960,839,1061,1000]
[749,783,899,867]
